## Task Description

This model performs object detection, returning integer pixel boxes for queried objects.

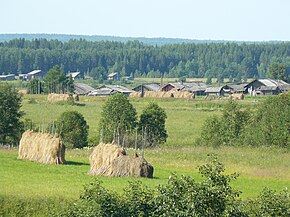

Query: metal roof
[104,85,133,93]
[205,86,223,93]
[74,83,96,95]
[66,72,80,78]
[27,70,42,75]
[133,83,161,92]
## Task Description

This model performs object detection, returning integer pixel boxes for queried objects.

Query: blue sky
[1,0,289,41]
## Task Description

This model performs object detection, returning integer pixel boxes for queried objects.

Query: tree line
[0,38,289,81]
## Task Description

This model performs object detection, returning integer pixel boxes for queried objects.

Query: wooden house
[245,79,290,96]
[205,86,225,96]
[107,72,120,81]
[66,72,81,80]
[89,85,133,97]
[0,74,16,81]
[74,83,96,95]
[133,83,160,97]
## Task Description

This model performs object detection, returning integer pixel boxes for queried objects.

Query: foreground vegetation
[1,145,289,216]
[1,94,289,215]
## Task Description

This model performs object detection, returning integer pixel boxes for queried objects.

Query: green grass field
[1,94,289,215]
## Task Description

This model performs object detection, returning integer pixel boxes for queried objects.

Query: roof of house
[66,72,80,78]
[108,72,119,77]
[248,78,289,87]
[27,70,42,75]
[74,83,96,95]
[89,87,115,96]
[133,83,161,92]
[183,82,207,92]
[225,83,247,92]
[205,86,223,93]
[0,74,15,78]
[104,85,133,93]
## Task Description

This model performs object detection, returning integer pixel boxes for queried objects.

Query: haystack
[47,93,70,102]
[143,91,173,98]
[73,94,79,101]
[229,93,244,100]
[129,92,142,98]
[18,130,65,164]
[88,143,153,178]
[173,91,194,99]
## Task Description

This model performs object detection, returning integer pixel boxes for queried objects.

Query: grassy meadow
[1,94,289,215]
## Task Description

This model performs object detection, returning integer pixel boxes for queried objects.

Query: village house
[19,70,46,81]
[244,79,290,96]
[107,72,120,81]
[133,83,161,96]
[161,82,207,96]
[205,86,225,96]
[89,85,133,97]
[66,72,81,80]
[0,74,16,81]
[74,83,96,95]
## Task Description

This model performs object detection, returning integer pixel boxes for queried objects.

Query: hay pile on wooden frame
[173,91,194,99]
[88,143,153,178]
[47,93,70,102]
[129,92,142,98]
[229,93,244,100]
[143,91,173,98]
[18,130,65,164]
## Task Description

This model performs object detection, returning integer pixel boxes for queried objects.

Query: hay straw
[129,92,142,98]
[73,94,79,101]
[18,130,65,164]
[229,93,244,100]
[143,91,173,98]
[88,143,153,178]
[47,93,70,102]
[173,91,194,99]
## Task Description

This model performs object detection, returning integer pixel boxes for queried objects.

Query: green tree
[66,75,74,94]
[99,93,137,144]
[138,103,168,147]
[266,62,288,81]
[57,111,89,149]
[0,83,24,145]
[28,78,43,94]
[44,65,66,93]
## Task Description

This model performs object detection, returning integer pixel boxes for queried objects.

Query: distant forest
[0,37,289,81]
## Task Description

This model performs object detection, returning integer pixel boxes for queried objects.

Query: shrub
[199,99,249,147]
[57,111,89,149]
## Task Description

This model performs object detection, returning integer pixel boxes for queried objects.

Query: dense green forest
[0,34,229,45]
[0,38,289,81]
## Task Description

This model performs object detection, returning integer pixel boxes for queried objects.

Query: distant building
[66,72,81,80]
[205,86,225,96]
[74,83,96,95]
[161,82,207,96]
[133,83,161,96]
[19,70,46,81]
[245,79,290,96]
[107,72,120,81]
[0,74,16,81]
[89,85,133,97]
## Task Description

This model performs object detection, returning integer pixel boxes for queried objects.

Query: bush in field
[240,93,290,148]
[63,156,244,217]
[200,99,249,147]
[138,103,168,147]
[242,188,290,216]
[0,83,24,145]
[57,111,89,149]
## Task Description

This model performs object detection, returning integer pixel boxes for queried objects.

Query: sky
[1,0,290,41]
